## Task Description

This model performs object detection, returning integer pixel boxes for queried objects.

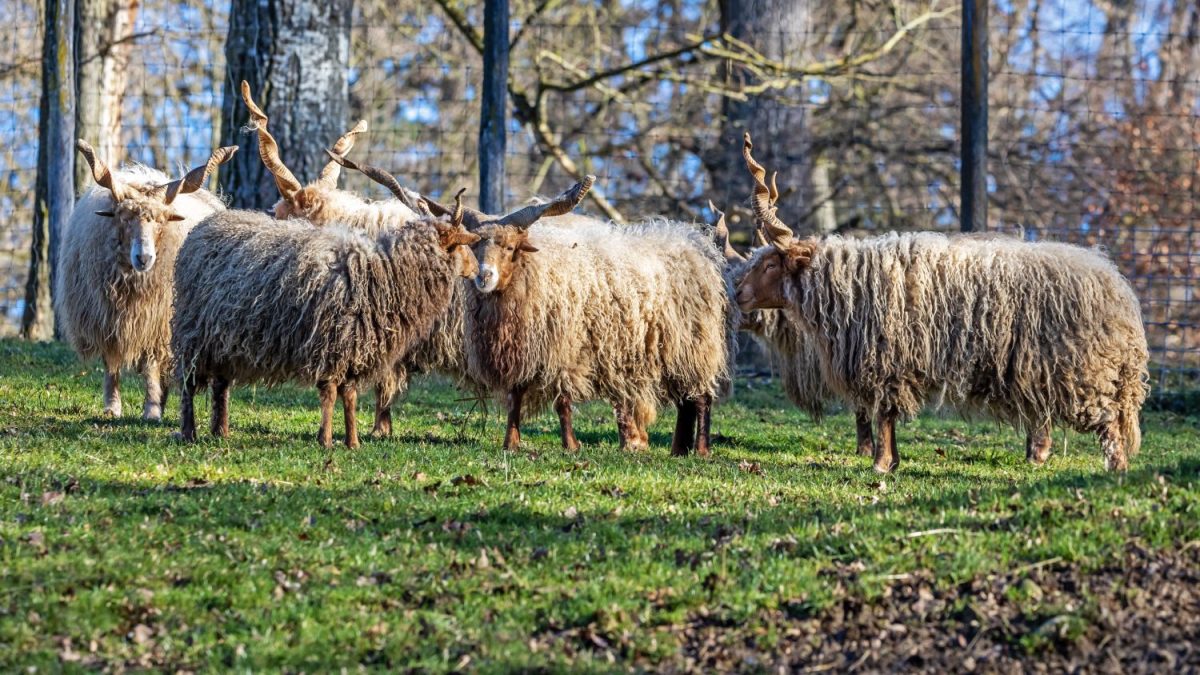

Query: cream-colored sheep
[55,140,235,420]
[735,134,1149,473]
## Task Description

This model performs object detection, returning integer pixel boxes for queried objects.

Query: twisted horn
[709,200,745,263]
[742,133,794,247]
[494,175,595,229]
[323,150,427,214]
[76,139,126,203]
[317,120,368,188]
[241,80,303,199]
[162,146,239,205]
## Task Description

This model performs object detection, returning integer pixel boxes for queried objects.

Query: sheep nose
[136,253,154,269]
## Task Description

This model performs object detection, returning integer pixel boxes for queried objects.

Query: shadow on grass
[7,451,1195,576]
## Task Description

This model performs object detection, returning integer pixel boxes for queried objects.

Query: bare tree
[73,0,138,192]
[219,0,354,209]
[22,0,75,340]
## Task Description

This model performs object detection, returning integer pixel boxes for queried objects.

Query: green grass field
[2,339,1198,671]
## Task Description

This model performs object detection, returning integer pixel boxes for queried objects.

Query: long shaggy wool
[275,185,420,236]
[172,210,457,388]
[277,183,481,400]
[764,231,1149,453]
[752,309,833,419]
[55,165,224,369]
[466,219,730,414]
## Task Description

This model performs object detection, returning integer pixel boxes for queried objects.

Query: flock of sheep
[53,82,1150,473]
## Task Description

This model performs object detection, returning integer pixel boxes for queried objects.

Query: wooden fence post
[479,0,508,214]
[960,0,988,232]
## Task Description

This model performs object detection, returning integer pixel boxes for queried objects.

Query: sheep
[734,133,1149,472]
[465,191,731,456]
[55,139,237,420]
[307,150,603,440]
[242,82,458,437]
[170,206,480,449]
[711,202,876,457]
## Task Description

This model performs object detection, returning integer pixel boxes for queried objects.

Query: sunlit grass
[1,339,1197,670]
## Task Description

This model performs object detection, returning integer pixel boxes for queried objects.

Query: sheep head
[241,81,368,221]
[470,176,594,294]
[432,189,482,279]
[734,133,817,312]
[77,139,237,273]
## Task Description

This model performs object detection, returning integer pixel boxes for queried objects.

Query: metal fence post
[961,0,987,232]
[480,0,508,214]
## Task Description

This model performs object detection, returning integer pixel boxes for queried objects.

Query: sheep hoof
[142,404,163,422]
[369,426,391,440]
[102,406,122,418]
[872,461,897,474]
[169,431,193,443]
[857,443,875,457]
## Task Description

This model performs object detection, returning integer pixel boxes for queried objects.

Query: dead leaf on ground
[451,474,485,487]
[41,491,64,506]
[739,460,764,475]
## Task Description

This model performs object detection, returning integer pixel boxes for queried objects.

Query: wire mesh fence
[0,0,1196,392]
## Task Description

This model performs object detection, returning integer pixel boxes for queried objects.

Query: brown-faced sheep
[734,134,1149,473]
[311,154,599,441]
[712,202,876,457]
[55,140,236,420]
[466,194,730,456]
[171,208,479,448]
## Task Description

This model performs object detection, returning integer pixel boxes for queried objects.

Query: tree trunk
[220,0,354,209]
[711,0,812,231]
[23,0,76,340]
[74,0,138,191]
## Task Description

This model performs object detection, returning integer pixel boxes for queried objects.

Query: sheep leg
[503,385,526,450]
[317,381,337,449]
[372,366,406,439]
[855,409,875,456]
[210,377,231,438]
[340,383,359,449]
[693,394,713,458]
[616,402,650,451]
[615,403,635,450]
[372,382,393,439]
[102,362,122,418]
[1025,422,1053,466]
[671,399,698,457]
[873,412,900,473]
[176,372,205,443]
[1100,421,1128,472]
[140,358,164,422]
[554,393,580,451]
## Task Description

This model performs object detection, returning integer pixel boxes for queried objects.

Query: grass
[1,339,1198,671]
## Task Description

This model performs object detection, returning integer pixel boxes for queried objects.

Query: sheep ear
[168,213,187,222]
[95,210,115,218]
[518,242,539,254]
[781,239,817,270]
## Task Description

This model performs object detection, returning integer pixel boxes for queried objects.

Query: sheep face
[272,187,332,222]
[100,194,186,273]
[432,221,482,278]
[471,226,538,294]
[77,139,236,275]
[735,242,817,311]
